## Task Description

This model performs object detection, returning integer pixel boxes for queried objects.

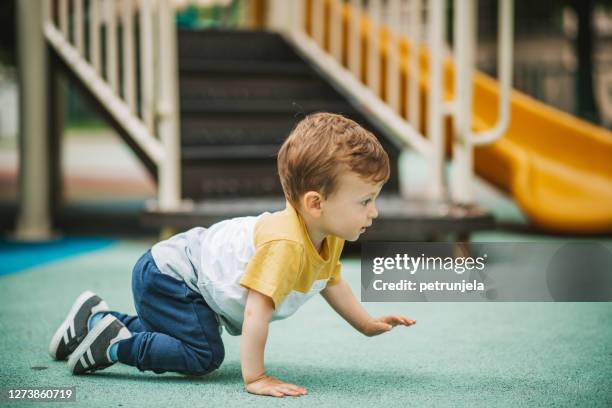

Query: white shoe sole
[48,290,109,360]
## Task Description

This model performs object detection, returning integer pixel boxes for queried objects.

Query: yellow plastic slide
[472,73,612,234]
[324,0,612,233]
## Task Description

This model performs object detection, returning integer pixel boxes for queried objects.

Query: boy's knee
[184,343,225,376]
[210,342,225,369]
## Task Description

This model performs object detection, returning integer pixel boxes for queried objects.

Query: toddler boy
[48,112,416,397]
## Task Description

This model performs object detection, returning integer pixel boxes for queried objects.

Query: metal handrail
[42,0,181,211]
[452,0,514,203]
[271,0,514,204]
[275,0,448,200]
[469,0,514,145]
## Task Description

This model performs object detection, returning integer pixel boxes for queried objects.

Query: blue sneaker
[67,315,131,374]
[48,291,109,360]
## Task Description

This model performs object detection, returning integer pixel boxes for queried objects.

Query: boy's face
[319,171,383,242]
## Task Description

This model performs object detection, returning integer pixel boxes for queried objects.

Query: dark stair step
[176,28,401,199]
[180,115,294,147]
[142,195,495,240]
[182,159,284,197]
[181,159,400,199]
[181,145,279,160]
[180,99,358,114]
[139,29,496,240]
[179,59,314,76]
[179,76,344,101]
[179,112,402,151]
[180,112,402,158]
[178,29,302,62]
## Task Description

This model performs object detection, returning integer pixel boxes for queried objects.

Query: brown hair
[277,112,390,209]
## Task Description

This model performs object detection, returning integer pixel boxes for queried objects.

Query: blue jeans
[106,250,225,376]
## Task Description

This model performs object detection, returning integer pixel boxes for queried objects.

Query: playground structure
[15,0,612,241]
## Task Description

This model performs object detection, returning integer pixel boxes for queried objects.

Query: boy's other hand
[362,315,416,337]
[245,374,308,398]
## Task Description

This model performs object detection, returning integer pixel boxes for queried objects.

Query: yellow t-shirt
[240,201,345,309]
[152,200,344,336]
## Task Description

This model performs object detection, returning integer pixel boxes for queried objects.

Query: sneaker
[48,291,110,360]
[67,315,131,375]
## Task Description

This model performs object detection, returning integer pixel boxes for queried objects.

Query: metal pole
[348,0,362,80]
[139,0,154,131]
[330,0,343,61]
[59,0,68,37]
[450,0,476,203]
[122,0,136,113]
[90,0,101,73]
[451,0,514,203]
[426,0,445,201]
[266,0,291,32]
[16,0,52,240]
[470,0,514,145]
[312,0,325,48]
[366,0,381,95]
[386,0,400,113]
[74,0,85,54]
[407,0,421,130]
[157,0,181,210]
[294,0,306,34]
[105,0,118,93]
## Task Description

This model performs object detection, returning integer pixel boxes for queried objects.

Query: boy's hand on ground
[362,315,416,337]
[245,374,308,398]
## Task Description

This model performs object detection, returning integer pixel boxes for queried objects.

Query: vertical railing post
[386,0,400,113]
[330,0,343,61]
[74,0,85,54]
[450,0,476,203]
[156,0,181,210]
[16,0,51,240]
[122,0,136,113]
[312,0,325,48]
[366,0,381,95]
[407,0,421,130]
[104,0,118,93]
[266,0,292,32]
[291,0,306,34]
[451,0,514,203]
[139,0,155,131]
[426,0,445,201]
[90,0,101,73]
[59,0,69,37]
[348,0,362,80]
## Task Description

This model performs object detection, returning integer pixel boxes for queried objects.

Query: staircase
[18,0,505,241]
[177,29,401,199]
[142,29,494,240]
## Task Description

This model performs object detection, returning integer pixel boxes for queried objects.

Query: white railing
[450,0,514,203]
[38,0,513,213]
[272,0,514,204]
[42,0,181,211]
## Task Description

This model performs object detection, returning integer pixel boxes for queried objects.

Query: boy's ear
[302,191,323,215]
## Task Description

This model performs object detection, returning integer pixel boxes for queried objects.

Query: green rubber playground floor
[1,131,611,406]
[1,239,611,407]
